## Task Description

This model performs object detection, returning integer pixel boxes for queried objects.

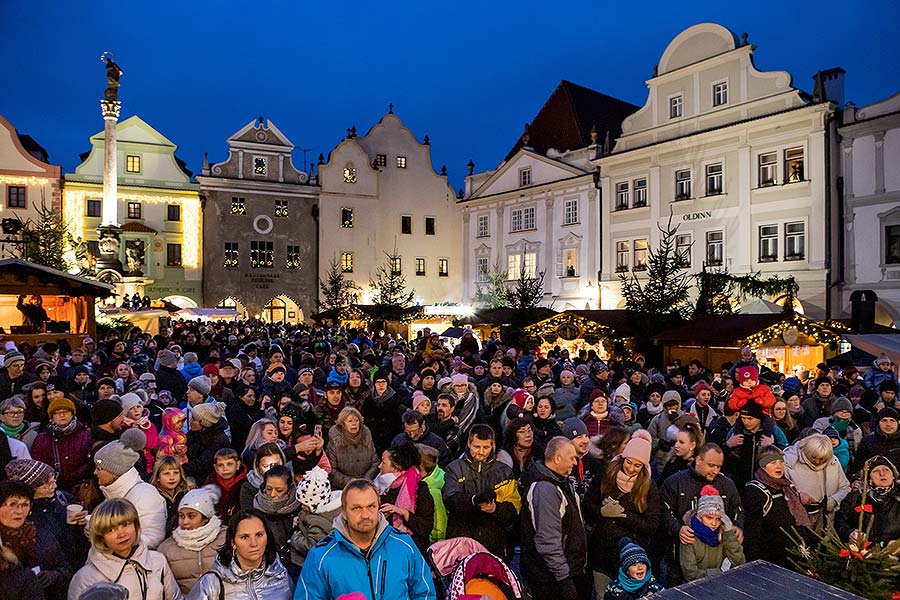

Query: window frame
[425,216,435,236]
[340,207,354,228]
[438,258,449,277]
[231,197,246,215]
[7,186,26,209]
[633,239,649,271]
[705,230,724,267]
[286,245,301,270]
[375,154,387,167]
[166,243,182,268]
[784,147,805,183]
[396,156,407,169]
[563,198,579,225]
[127,201,142,219]
[511,208,523,232]
[758,152,778,187]
[476,256,489,282]
[784,221,806,261]
[125,155,141,173]
[224,242,239,269]
[390,256,402,276]
[615,181,630,211]
[167,204,181,222]
[523,252,537,279]
[885,224,900,265]
[519,167,532,187]
[522,206,535,230]
[633,178,648,208]
[401,215,412,235]
[675,233,693,268]
[705,162,724,196]
[476,214,489,238]
[675,169,692,200]
[507,253,521,280]
[86,199,102,217]
[250,240,274,269]
[274,200,289,218]
[415,257,426,276]
[253,156,268,176]
[759,224,779,263]
[615,241,630,273]
[712,81,728,107]
[340,251,354,273]
[669,94,683,119]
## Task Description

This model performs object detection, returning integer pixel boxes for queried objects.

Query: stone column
[100,100,121,227]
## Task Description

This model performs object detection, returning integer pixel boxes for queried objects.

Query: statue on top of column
[102,52,123,102]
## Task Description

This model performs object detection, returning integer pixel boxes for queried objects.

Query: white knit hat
[296,467,333,512]
[120,392,144,415]
[179,484,222,518]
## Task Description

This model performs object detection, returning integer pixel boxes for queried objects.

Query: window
[616,241,630,273]
[341,252,353,273]
[519,167,532,187]
[343,165,357,183]
[127,202,141,219]
[523,252,537,279]
[785,147,804,183]
[564,199,578,225]
[425,217,435,235]
[633,239,649,271]
[438,258,448,277]
[396,156,407,168]
[477,214,489,238]
[231,197,245,215]
[166,244,182,267]
[616,182,630,210]
[476,257,489,282]
[340,207,353,228]
[670,95,683,119]
[759,225,778,262]
[785,222,805,260]
[375,154,387,167]
[713,82,728,106]
[886,225,900,264]
[167,204,181,221]
[250,241,274,268]
[7,186,25,209]
[512,208,534,231]
[705,231,723,267]
[523,206,535,230]
[274,200,288,218]
[759,152,777,187]
[563,248,577,276]
[253,157,267,176]
[633,178,648,207]
[675,169,692,200]
[286,245,301,269]
[705,163,723,195]
[224,242,239,268]
[126,155,141,173]
[415,257,426,276]
[676,234,692,268]
[87,199,102,217]
[390,256,402,275]
[507,254,521,280]
[401,215,412,234]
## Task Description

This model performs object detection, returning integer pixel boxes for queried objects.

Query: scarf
[172,516,222,551]
[389,468,422,531]
[643,401,664,416]
[374,472,398,495]
[254,484,302,515]
[123,411,151,431]
[246,468,264,490]
[754,468,812,528]
[832,417,849,434]
[617,566,651,593]
[690,514,720,547]
[869,483,897,504]
[616,469,637,494]
[0,521,37,566]
[48,416,79,437]
[0,422,25,439]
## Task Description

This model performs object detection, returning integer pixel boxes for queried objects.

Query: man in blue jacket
[296,479,436,600]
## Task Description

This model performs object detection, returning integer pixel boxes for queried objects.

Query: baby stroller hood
[447,551,523,600]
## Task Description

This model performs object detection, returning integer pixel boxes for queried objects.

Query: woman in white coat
[783,433,851,530]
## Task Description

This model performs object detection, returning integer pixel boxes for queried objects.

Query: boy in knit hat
[603,537,663,600]
[290,466,342,567]
[679,485,746,581]
[727,364,776,416]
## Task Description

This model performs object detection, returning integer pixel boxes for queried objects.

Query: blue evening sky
[2,0,898,188]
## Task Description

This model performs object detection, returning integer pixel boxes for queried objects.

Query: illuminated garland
[0,174,51,186]
[523,312,630,359]
[742,313,851,349]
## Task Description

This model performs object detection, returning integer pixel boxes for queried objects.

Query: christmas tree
[320,256,359,312]
[369,246,415,308]
[22,194,72,272]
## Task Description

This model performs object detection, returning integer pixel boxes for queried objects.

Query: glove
[600,498,626,518]
[472,489,496,505]
[558,577,578,600]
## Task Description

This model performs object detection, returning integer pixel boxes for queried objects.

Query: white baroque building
[596,23,842,319]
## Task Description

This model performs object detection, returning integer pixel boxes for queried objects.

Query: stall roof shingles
[0,258,114,297]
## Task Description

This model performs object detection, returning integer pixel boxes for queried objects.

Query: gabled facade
[838,91,900,326]
[63,115,203,307]
[318,111,461,305]
[596,23,840,319]
[198,117,319,322]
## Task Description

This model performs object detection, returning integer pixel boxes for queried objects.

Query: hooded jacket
[783,443,850,528]
[363,386,405,453]
[31,419,93,490]
[68,543,182,600]
[186,553,292,600]
[723,416,789,488]
[296,512,436,600]
[100,467,168,549]
[158,527,227,593]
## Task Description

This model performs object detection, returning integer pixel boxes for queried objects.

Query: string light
[523,313,630,360]
[742,313,851,349]
[0,174,51,187]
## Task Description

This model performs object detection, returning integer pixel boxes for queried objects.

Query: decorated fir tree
[320,256,359,312]
[369,247,415,308]
[22,195,72,272]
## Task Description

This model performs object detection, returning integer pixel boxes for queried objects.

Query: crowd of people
[0,320,897,600]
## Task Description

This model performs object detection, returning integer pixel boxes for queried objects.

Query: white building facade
[596,23,840,319]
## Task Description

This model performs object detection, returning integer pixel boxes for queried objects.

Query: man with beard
[427,393,462,458]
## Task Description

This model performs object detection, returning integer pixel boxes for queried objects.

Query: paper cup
[66,503,83,524]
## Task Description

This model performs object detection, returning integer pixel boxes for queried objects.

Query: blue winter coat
[295,512,436,600]
[180,361,205,382]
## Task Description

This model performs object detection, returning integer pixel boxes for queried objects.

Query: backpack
[745,481,784,517]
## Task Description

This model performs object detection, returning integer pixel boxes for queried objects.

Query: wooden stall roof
[653,314,787,345]
[562,310,641,337]
[458,307,558,325]
[0,258,115,297]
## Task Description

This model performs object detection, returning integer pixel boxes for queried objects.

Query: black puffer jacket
[835,486,900,545]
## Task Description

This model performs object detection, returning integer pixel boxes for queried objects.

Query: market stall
[522,310,636,360]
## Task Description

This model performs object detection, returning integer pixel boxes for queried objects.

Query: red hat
[202,364,219,377]
[736,365,759,385]
[693,381,712,394]
[512,389,533,408]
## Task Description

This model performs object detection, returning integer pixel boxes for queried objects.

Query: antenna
[300,148,313,172]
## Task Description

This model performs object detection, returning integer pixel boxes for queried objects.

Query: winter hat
[868,455,900,480]
[756,445,784,469]
[735,365,759,385]
[739,400,765,419]
[92,398,123,425]
[437,376,453,391]
[451,373,469,386]
[782,377,803,395]
[267,363,286,375]
[296,466,334,512]
[618,537,650,571]
[47,396,76,416]
[621,429,652,469]
[138,372,156,383]
[373,369,391,384]
[696,485,725,517]
[875,353,892,367]
[202,364,219,377]
[831,397,853,414]
[120,392,144,415]
[192,401,227,428]
[3,351,24,365]
[419,368,436,380]
[188,375,212,396]
[3,342,16,352]
[411,391,430,412]
[881,380,899,394]
[590,361,609,375]
[96,377,116,390]
[5,458,55,489]
[183,352,199,364]
[613,383,631,402]
[94,428,146,476]
[226,358,243,370]
[814,376,833,389]
[511,389,532,408]
[536,382,555,400]
[562,417,589,440]
[178,484,222,518]
[159,349,178,368]
[821,425,841,441]
[693,381,712,395]
[77,583,130,600]
[661,390,682,408]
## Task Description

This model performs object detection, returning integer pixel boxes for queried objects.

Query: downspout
[823,106,836,320]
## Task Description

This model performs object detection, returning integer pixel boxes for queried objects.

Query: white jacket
[101,467,168,549]
[68,543,182,600]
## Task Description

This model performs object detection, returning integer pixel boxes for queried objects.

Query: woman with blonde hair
[325,406,379,489]
[783,433,851,529]
[68,498,181,599]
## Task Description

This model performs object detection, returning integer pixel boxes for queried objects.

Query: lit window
[676,234,692,268]
[759,152,777,187]
[785,147,804,183]
[390,256,402,275]
[251,241,274,268]
[563,248,577,277]
[633,178,648,207]
[415,257,426,276]
[713,82,728,106]
[396,156,407,168]
[274,200,288,218]
[759,225,778,262]
[705,231,723,267]
[706,163,723,195]
[886,225,900,264]
[507,254,521,280]
[7,186,25,209]
[86,199,101,217]
[523,252,537,279]
[341,252,353,273]
[519,167,532,187]
[670,95,683,119]
[343,165,357,183]
[341,207,353,228]
[425,217,435,235]
[616,241,630,273]
[231,197,246,215]
[126,155,141,173]
[634,239,649,271]
[167,204,181,221]
[375,154,387,167]
[286,245,301,269]
[438,258,448,277]
[785,222,805,260]
[167,244,182,267]
[254,157,267,176]
[564,199,578,225]
[616,182,630,210]
[476,257,489,282]
[127,202,141,219]
[224,242,239,268]
[401,215,412,235]
[477,214,489,238]
[675,170,691,200]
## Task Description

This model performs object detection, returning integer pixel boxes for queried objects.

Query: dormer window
[253,157,267,176]
[343,164,357,183]
[669,95,683,119]
[713,82,728,106]
[519,167,532,187]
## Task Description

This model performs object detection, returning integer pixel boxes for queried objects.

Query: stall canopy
[175,308,241,320]
[0,258,114,298]
[844,334,900,368]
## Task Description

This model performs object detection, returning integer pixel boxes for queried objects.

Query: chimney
[849,289,878,333]
[814,68,846,107]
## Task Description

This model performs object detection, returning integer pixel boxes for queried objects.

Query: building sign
[244,273,281,290]
[682,211,712,221]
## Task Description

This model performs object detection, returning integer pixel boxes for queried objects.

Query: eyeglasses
[2,501,30,510]
[2,410,24,417]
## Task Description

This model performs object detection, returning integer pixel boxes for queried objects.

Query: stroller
[427,537,525,600]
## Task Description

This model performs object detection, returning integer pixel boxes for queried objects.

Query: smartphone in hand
[314,424,323,438]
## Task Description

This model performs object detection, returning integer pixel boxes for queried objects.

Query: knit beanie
[267,363,286,375]
[188,375,212,396]
[562,417,588,440]
[814,376,833,389]
[451,373,469,386]
[183,352,199,364]
[120,392,144,415]
[782,377,803,395]
[373,368,391,384]
[411,391,430,412]
[296,466,334,512]
[159,349,178,368]
[831,397,853,414]
[696,485,725,517]
[92,398,123,426]
[621,429,652,469]
[614,383,631,401]
[202,364,219,377]
[192,401,226,427]
[618,537,650,570]
[875,353,892,367]
[590,360,608,375]
[661,390,682,408]
[437,376,453,391]
[47,396,76,416]
[179,484,222,518]
[756,445,784,469]
[511,389,532,408]
[821,425,841,441]
[3,351,24,365]
[94,428,146,476]
[735,365,759,385]
[5,458,55,489]
[877,406,900,423]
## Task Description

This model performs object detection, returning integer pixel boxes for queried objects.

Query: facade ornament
[440,165,447,176]
[388,102,393,114]
[318,153,325,166]
[603,131,612,155]
[102,53,123,102]
[467,159,475,175]
[424,134,430,145]
[741,32,749,46]
[457,188,464,199]
[590,123,599,145]
[522,123,531,147]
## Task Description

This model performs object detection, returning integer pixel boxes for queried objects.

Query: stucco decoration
[658,23,739,75]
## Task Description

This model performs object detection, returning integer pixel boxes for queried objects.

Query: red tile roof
[121,221,158,234]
